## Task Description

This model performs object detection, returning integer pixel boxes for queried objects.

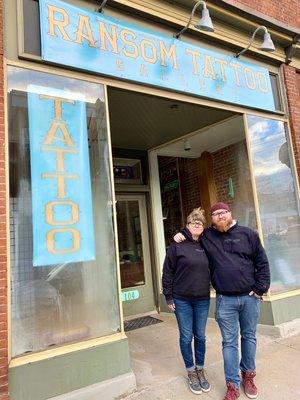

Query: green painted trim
[271,294,300,325]
[159,293,172,313]
[9,338,131,400]
[160,293,275,325]
[208,296,274,325]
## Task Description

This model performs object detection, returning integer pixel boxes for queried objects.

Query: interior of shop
[107,87,258,317]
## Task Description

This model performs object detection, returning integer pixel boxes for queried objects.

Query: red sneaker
[223,382,240,400]
[241,371,258,399]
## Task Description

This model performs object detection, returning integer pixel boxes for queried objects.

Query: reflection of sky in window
[247,115,293,193]
[7,66,105,104]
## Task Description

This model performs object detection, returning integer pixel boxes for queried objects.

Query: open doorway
[156,115,257,247]
[107,87,256,318]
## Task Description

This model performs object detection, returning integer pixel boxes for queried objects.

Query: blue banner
[39,0,275,111]
[28,85,95,266]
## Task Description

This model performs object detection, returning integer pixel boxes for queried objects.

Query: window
[246,115,300,294]
[8,66,120,357]
[269,73,283,112]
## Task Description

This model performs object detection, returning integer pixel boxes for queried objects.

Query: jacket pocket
[212,265,254,293]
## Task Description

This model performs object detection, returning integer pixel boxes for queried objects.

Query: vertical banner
[28,85,95,266]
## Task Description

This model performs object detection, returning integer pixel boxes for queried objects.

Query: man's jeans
[215,294,260,387]
[174,298,210,369]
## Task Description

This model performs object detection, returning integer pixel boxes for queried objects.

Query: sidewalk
[121,313,300,400]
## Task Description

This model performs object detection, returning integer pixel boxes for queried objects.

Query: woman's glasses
[188,221,203,227]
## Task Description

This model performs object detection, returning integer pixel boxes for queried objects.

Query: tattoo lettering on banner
[28,86,95,266]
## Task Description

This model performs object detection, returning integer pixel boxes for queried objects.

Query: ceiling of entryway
[108,87,237,151]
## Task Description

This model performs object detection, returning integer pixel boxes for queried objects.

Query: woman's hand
[167,302,176,312]
[174,232,185,243]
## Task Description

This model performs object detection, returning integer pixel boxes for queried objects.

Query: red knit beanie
[211,202,231,215]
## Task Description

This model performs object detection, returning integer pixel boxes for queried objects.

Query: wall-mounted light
[235,26,275,58]
[184,139,192,151]
[174,1,214,40]
[98,0,109,13]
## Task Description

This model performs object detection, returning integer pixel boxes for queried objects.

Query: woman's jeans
[215,294,260,388]
[174,298,210,370]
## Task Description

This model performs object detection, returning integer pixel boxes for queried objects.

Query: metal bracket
[285,34,300,64]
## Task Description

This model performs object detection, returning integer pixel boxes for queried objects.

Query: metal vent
[124,316,163,332]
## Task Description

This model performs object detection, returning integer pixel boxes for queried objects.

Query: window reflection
[8,67,120,357]
[246,115,300,294]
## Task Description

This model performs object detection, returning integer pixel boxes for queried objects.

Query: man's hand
[167,302,176,312]
[174,232,185,243]
[249,291,261,299]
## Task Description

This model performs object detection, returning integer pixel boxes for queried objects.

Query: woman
[162,207,211,395]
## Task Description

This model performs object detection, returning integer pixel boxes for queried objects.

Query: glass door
[116,194,155,317]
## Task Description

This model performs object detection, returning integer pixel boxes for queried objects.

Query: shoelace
[197,369,207,384]
[188,371,199,385]
[244,377,256,390]
[224,385,238,400]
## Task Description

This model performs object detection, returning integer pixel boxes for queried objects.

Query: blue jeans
[215,294,260,388]
[174,298,210,370]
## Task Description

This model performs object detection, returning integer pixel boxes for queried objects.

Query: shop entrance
[116,194,155,317]
[108,86,257,317]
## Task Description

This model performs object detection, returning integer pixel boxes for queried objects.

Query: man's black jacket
[201,223,270,296]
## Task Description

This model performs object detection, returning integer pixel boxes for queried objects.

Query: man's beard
[213,218,233,232]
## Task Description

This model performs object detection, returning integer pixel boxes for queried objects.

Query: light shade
[235,26,276,58]
[195,8,214,32]
[260,32,276,52]
[174,1,214,39]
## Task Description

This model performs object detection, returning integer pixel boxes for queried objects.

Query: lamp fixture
[235,26,275,58]
[98,0,108,13]
[184,139,192,152]
[174,1,214,39]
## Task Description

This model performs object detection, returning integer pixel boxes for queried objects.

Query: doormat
[124,316,163,332]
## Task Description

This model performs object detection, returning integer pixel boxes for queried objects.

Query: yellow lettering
[74,15,96,47]
[42,173,79,198]
[46,200,79,226]
[186,48,201,76]
[42,147,78,172]
[160,42,178,69]
[230,63,242,86]
[99,22,118,53]
[44,122,75,147]
[215,58,228,82]
[47,4,72,41]
[244,67,256,90]
[140,64,148,77]
[47,228,80,254]
[203,55,216,80]
[256,72,269,93]
[40,95,75,120]
[120,29,138,58]
[140,40,157,64]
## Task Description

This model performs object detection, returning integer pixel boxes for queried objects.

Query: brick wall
[212,141,257,229]
[0,0,8,398]
[178,157,202,221]
[228,0,300,28]
[282,65,300,179]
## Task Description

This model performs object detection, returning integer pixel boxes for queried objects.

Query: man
[174,202,270,400]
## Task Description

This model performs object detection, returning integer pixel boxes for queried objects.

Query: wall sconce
[98,0,109,12]
[235,26,275,58]
[174,1,214,39]
[184,139,192,151]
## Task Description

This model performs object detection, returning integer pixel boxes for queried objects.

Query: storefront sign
[39,0,276,112]
[121,290,140,302]
[28,85,95,266]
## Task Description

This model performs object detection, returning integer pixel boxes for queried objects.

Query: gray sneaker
[187,369,202,394]
[197,368,211,392]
